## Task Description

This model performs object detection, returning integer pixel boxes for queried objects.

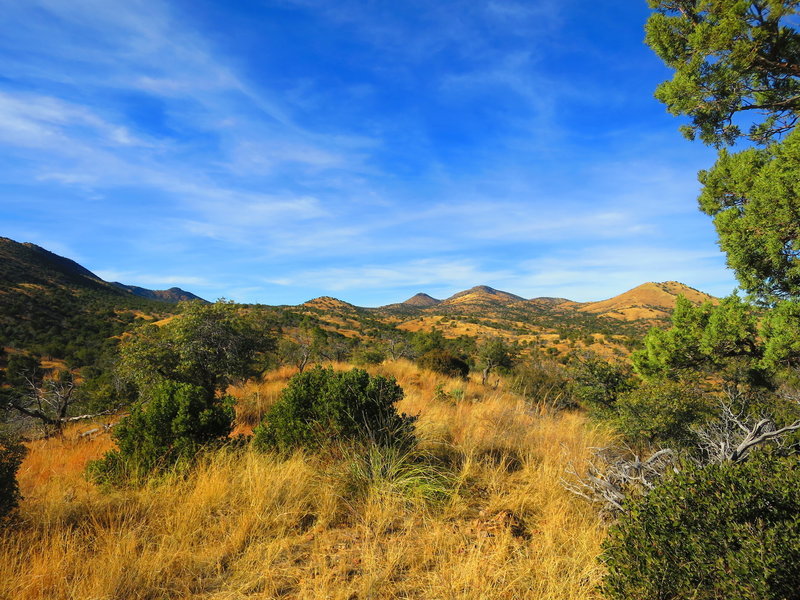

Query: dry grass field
[1,361,613,600]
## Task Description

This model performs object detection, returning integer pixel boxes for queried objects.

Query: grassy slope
[1,360,612,600]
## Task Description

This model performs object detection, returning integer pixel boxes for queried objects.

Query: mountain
[0,235,718,365]
[111,283,206,303]
[0,237,205,304]
[0,237,202,367]
[402,293,441,307]
[578,281,715,322]
[441,285,526,306]
[0,236,121,295]
[301,296,359,312]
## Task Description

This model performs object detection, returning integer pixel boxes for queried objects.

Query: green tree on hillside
[477,338,517,385]
[117,300,273,398]
[253,367,414,451]
[0,427,26,524]
[598,8,800,597]
[632,294,762,384]
[89,381,234,483]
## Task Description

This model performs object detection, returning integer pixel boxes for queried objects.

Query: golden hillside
[441,285,526,307]
[578,281,716,322]
[2,361,611,600]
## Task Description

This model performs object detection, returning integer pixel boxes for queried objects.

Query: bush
[417,349,469,379]
[510,359,575,409]
[613,380,712,449]
[602,452,800,600]
[89,380,234,483]
[351,347,386,366]
[0,428,26,524]
[253,367,415,452]
[571,354,635,416]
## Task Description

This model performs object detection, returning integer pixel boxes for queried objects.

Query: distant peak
[302,296,355,309]
[446,285,525,304]
[402,293,441,307]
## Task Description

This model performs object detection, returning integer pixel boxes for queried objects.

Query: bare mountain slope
[578,281,716,321]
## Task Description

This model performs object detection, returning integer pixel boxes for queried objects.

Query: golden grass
[1,361,612,600]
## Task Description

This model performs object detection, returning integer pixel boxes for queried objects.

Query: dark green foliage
[417,350,470,379]
[477,338,517,384]
[761,300,800,371]
[118,300,273,398]
[5,352,43,389]
[89,381,234,482]
[0,427,26,524]
[633,295,763,384]
[645,1,800,147]
[602,452,800,600]
[253,367,414,452]
[572,353,635,416]
[510,358,575,409]
[646,2,800,303]
[699,130,800,301]
[613,380,712,449]
[351,346,386,366]
[410,329,447,356]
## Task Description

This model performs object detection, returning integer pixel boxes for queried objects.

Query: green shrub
[253,367,414,452]
[510,359,575,408]
[613,380,712,449]
[417,349,469,379]
[89,380,234,483]
[351,347,386,366]
[571,354,635,416]
[602,452,800,600]
[0,428,26,524]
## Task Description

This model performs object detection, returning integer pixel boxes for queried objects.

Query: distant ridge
[112,283,206,304]
[302,296,358,311]
[371,280,715,329]
[0,237,120,293]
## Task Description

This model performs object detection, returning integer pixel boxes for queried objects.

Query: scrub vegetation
[2,2,800,598]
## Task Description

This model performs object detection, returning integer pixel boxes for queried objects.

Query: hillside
[0,236,716,365]
[370,281,715,359]
[443,285,526,306]
[2,360,610,600]
[0,237,122,295]
[0,237,205,304]
[0,237,202,366]
[578,281,715,321]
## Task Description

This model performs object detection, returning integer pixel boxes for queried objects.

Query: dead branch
[562,445,676,518]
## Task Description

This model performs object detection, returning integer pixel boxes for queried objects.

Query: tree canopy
[117,300,274,399]
[698,128,800,301]
[646,0,800,147]
[647,0,800,303]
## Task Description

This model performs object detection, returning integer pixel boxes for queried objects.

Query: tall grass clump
[339,441,454,508]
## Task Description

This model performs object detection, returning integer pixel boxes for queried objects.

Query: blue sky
[1,0,739,306]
